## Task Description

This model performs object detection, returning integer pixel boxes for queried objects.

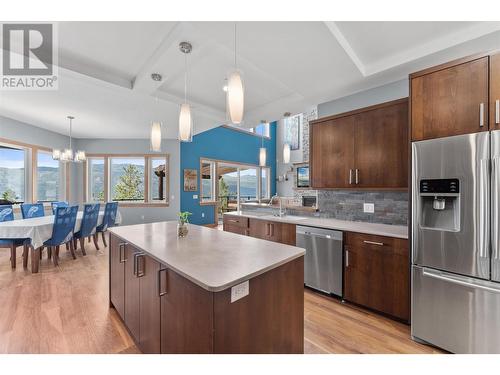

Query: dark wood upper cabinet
[310,116,355,189]
[411,56,489,140]
[344,232,409,322]
[310,98,408,189]
[354,101,408,188]
[491,52,500,129]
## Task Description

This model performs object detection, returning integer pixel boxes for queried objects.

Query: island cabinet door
[160,268,214,354]
[124,245,141,342]
[109,234,126,320]
[138,255,161,354]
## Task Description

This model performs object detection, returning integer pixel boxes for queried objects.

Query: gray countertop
[109,221,305,292]
[224,211,408,239]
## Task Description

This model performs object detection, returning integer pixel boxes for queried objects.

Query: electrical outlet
[140,215,145,220]
[231,281,249,303]
[201,212,205,218]
[363,203,375,213]
[193,194,198,199]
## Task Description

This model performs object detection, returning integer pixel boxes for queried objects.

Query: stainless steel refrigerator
[412,131,500,353]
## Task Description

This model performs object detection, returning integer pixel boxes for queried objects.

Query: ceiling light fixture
[53,116,86,163]
[259,120,266,167]
[226,23,244,125]
[283,143,291,164]
[179,41,193,142]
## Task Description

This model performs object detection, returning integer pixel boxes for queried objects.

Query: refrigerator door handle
[479,158,490,259]
[493,157,500,261]
[422,269,500,294]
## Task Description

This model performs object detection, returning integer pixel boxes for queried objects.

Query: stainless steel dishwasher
[296,225,343,296]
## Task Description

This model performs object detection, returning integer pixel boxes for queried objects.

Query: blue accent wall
[180,123,277,225]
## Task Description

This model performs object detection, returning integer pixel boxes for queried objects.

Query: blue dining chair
[43,205,78,266]
[0,205,29,269]
[73,203,100,255]
[51,201,68,215]
[96,202,118,247]
[21,203,45,219]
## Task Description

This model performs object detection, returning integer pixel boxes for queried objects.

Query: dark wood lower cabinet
[109,234,125,319]
[343,232,409,322]
[109,232,304,354]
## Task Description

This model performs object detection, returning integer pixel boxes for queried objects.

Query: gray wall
[318,79,408,118]
[74,138,180,226]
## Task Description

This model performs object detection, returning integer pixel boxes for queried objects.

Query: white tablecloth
[0,211,122,249]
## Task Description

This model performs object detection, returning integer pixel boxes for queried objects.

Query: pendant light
[283,143,291,164]
[179,42,193,142]
[227,23,244,125]
[259,120,266,167]
[150,121,162,151]
[53,116,85,163]
[150,76,163,152]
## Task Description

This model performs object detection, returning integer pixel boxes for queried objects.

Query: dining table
[0,210,122,273]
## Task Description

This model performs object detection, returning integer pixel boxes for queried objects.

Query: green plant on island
[178,211,192,225]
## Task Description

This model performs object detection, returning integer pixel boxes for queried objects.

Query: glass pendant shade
[259,147,267,167]
[61,148,73,162]
[150,121,162,151]
[179,103,193,142]
[283,143,291,164]
[227,71,244,124]
[74,150,86,163]
[52,149,61,160]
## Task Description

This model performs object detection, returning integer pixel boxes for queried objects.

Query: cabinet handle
[158,268,167,296]
[119,242,128,263]
[363,240,384,246]
[355,169,359,184]
[270,223,274,237]
[266,223,270,236]
[228,219,239,223]
[479,102,485,127]
[345,249,349,268]
[133,253,138,275]
[349,169,353,184]
[136,254,145,277]
[496,99,499,125]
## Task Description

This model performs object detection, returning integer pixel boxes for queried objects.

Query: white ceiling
[1,21,500,139]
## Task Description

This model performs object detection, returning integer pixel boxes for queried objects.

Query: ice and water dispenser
[419,178,460,232]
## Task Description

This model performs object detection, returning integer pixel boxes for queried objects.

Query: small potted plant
[177,211,192,237]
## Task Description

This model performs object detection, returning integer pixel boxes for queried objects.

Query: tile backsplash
[315,190,408,225]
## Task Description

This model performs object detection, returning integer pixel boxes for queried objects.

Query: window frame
[83,153,169,207]
[198,157,271,209]
[200,159,217,205]
[0,137,69,207]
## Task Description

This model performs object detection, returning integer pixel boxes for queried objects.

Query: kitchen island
[108,221,305,354]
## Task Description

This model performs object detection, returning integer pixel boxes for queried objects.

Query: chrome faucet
[269,194,286,217]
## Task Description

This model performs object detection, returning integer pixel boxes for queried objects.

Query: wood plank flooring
[0,240,442,354]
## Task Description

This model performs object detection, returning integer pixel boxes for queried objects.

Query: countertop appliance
[412,131,500,353]
[296,225,343,296]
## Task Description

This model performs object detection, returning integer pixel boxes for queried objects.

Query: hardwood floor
[0,240,442,354]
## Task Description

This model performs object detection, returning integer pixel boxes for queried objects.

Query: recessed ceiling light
[222,85,228,92]
[151,73,162,82]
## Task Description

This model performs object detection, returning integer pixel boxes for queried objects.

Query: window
[85,154,169,206]
[249,122,270,137]
[37,150,62,202]
[88,157,105,201]
[150,157,168,202]
[239,166,258,202]
[200,160,216,203]
[0,143,27,203]
[110,157,145,202]
[261,167,270,199]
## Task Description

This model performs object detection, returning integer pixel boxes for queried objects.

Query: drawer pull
[363,240,384,246]
[118,242,128,263]
[158,268,167,296]
[479,102,485,127]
